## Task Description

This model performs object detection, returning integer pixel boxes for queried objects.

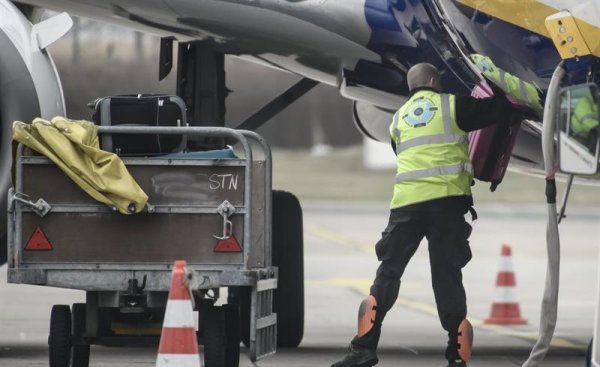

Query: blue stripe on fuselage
[363,0,419,53]
[362,0,472,95]
[364,0,403,32]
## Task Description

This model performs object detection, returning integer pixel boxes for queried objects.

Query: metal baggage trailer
[7,126,277,367]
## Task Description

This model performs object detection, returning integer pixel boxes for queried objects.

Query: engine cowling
[0,3,71,264]
[352,100,399,143]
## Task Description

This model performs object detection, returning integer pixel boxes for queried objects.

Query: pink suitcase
[468,83,521,191]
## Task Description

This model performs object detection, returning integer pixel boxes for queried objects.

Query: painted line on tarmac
[309,277,586,351]
[305,223,374,254]
[306,222,587,350]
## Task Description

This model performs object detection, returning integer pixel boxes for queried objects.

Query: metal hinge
[12,193,52,217]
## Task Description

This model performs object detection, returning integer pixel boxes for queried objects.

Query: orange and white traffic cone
[484,244,527,325]
[156,260,201,367]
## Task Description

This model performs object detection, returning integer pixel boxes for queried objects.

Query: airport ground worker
[470,53,543,113]
[570,89,599,150]
[331,63,520,367]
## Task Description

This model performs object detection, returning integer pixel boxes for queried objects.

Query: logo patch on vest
[475,58,495,74]
[403,97,438,128]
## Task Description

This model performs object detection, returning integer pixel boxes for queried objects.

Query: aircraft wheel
[71,303,90,367]
[272,190,304,347]
[49,305,72,367]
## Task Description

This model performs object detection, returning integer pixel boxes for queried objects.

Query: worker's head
[407,63,441,92]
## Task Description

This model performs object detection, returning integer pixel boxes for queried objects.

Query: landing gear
[177,41,227,150]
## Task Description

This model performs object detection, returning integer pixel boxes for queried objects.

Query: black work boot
[331,344,378,367]
[447,360,467,367]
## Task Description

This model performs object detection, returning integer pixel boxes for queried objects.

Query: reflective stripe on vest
[518,78,528,105]
[392,111,401,152]
[396,134,469,154]
[396,162,474,183]
[440,93,453,132]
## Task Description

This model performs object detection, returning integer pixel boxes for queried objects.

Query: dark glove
[482,75,506,97]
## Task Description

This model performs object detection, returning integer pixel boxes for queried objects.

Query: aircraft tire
[71,303,90,367]
[49,305,72,367]
[272,190,304,348]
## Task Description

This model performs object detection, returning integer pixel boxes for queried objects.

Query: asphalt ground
[0,201,597,367]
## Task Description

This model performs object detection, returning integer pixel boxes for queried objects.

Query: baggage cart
[7,125,277,367]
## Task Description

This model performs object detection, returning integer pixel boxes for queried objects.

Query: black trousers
[351,207,473,362]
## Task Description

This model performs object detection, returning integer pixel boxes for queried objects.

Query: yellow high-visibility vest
[389,90,473,209]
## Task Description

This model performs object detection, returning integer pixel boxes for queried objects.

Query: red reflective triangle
[214,234,242,253]
[25,226,53,251]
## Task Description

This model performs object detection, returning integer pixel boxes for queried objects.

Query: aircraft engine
[0,2,71,264]
[352,100,398,143]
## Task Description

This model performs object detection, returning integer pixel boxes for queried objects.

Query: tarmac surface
[0,201,598,366]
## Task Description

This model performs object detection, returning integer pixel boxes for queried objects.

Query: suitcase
[468,84,521,191]
[90,94,187,156]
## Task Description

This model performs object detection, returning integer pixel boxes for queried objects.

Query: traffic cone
[156,260,201,367]
[484,244,527,325]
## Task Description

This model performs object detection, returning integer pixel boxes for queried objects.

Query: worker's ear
[429,77,441,92]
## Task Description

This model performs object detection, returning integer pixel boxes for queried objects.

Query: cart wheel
[71,303,90,367]
[238,287,251,347]
[238,191,305,348]
[203,304,240,367]
[49,305,72,367]
[0,233,6,265]
[272,190,304,348]
[223,304,240,367]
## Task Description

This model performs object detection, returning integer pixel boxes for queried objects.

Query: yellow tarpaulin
[13,117,148,214]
